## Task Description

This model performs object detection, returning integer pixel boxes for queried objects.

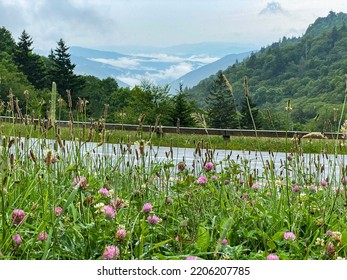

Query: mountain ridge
[68,43,256,90]
[169,51,251,93]
[186,11,347,131]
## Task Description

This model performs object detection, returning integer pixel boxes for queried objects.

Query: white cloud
[151,62,194,81]
[116,62,195,87]
[116,75,143,87]
[1,0,346,52]
[132,53,185,63]
[131,53,219,64]
[90,57,141,70]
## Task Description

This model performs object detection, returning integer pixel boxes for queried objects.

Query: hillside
[186,11,347,131]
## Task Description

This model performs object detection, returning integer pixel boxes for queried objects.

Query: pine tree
[49,39,84,102]
[171,83,194,127]
[206,71,238,129]
[14,30,48,89]
[239,96,262,129]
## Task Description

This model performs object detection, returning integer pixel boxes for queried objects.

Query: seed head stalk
[326,75,347,227]
[284,99,292,226]
[241,77,268,185]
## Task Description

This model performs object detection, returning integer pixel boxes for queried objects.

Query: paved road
[8,136,346,184]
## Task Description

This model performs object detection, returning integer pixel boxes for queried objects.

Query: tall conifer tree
[14,30,48,89]
[49,39,84,102]
[206,71,238,129]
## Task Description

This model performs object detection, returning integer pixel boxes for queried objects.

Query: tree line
[0,26,260,130]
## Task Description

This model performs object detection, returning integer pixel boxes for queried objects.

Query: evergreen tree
[0,26,16,54]
[49,39,84,103]
[240,96,262,129]
[14,30,48,89]
[206,72,238,129]
[171,83,194,127]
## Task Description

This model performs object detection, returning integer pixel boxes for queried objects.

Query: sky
[1,0,347,53]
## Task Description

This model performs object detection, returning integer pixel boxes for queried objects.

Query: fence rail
[0,115,343,140]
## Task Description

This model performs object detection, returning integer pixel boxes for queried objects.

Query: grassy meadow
[1,81,347,260]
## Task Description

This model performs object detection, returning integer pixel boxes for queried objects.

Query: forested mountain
[1,11,347,132]
[186,11,347,131]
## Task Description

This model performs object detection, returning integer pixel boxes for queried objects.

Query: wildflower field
[1,81,347,260]
[1,124,347,261]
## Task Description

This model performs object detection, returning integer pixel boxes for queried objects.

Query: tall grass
[1,78,347,260]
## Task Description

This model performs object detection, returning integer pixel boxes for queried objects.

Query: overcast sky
[1,0,346,52]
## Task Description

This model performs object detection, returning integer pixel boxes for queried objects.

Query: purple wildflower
[283,231,296,241]
[103,205,115,218]
[204,162,214,171]
[147,214,160,224]
[11,209,25,225]
[37,232,48,241]
[73,176,88,189]
[252,183,260,190]
[115,228,127,241]
[221,238,228,246]
[185,256,199,260]
[142,203,153,213]
[197,176,208,184]
[267,253,279,260]
[111,197,125,210]
[54,206,63,217]
[321,180,327,187]
[102,245,120,260]
[12,233,22,245]
[98,188,109,197]
[292,185,299,192]
[325,242,336,257]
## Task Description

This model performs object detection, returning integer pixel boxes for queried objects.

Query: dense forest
[187,11,347,131]
[1,11,347,132]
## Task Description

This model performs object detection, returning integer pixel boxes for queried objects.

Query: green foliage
[0,26,16,54]
[206,71,238,128]
[170,83,195,127]
[77,75,119,120]
[14,30,48,89]
[187,12,347,132]
[240,96,262,129]
[48,39,84,103]
[0,52,38,112]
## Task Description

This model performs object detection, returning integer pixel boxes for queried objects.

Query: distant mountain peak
[259,2,288,15]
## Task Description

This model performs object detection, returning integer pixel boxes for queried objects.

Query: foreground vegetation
[1,112,347,260]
